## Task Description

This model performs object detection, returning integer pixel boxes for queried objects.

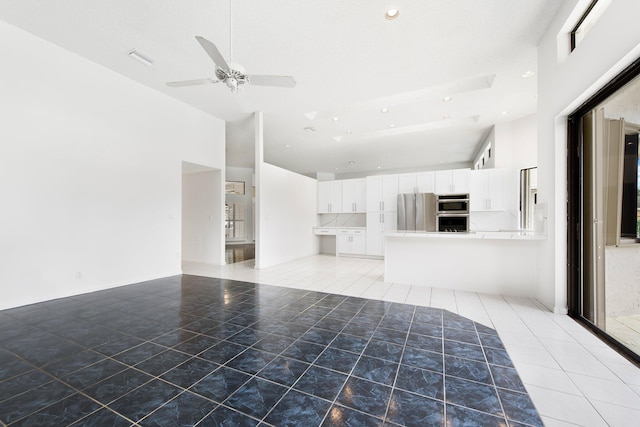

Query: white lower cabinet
[337,230,366,255]
[366,212,396,256]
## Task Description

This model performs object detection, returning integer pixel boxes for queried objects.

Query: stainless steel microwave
[436,194,469,214]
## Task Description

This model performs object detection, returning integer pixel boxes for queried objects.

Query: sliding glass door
[569,60,640,361]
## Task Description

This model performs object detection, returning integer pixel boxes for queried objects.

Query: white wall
[225,166,255,243]
[182,169,224,264]
[472,128,496,170]
[471,114,537,231]
[537,0,640,311]
[0,21,225,309]
[256,162,319,268]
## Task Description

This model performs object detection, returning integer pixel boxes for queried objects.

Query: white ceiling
[0,0,563,176]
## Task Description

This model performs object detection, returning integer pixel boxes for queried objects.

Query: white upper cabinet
[366,175,399,212]
[435,169,470,194]
[416,171,435,193]
[394,171,436,194]
[341,178,366,213]
[317,180,343,213]
[397,173,417,194]
[469,168,505,211]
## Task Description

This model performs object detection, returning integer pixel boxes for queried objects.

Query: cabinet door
[398,173,417,194]
[318,181,331,213]
[435,170,452,194]
[354,179,367,213]
[366,175,397,212]
[382,212,397,232]
[451,169,469,193]
[469,170,489,211]
[344,178,367,213]
[366,212,383,255]
[351,234,366,254]
[435,169,469,194]
[416,171,435,193]
[487,168,504,211]
[381,175,399,212]
[470,169,505,211]
[337,234,351,254]
[366,176,383,212]
[342,179,357,213]
[329,180,343,213]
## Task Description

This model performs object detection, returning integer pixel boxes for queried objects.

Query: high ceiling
[0,0,563,176]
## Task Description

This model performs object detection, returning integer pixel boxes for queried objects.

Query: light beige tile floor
[183,255,640,426]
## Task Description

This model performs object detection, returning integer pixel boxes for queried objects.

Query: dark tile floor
[0,275,542,426]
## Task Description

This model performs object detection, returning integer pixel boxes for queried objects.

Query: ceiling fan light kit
[166,36,296,93]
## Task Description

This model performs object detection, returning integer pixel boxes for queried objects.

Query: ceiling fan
[166,36,296,92]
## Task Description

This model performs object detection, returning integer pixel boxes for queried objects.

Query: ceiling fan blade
[195,36,231,71]
[248,75,296,88]
[166,78,218,87]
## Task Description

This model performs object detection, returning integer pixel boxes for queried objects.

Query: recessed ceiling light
[303,126,316,132]
[522,71,535,78]
[348,160,356,165]
[346,130,352,134]
[332,117,339,122]
[381,108,389,113]
[385,9,400,20]
[502,111,510,115]
[389,124,396,128]
[377,166,382,169]
[128,49,154,66]
[442,96,452,102]
[285,144,291,148]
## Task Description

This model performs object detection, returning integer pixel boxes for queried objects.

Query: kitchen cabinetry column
[366,175,398,256]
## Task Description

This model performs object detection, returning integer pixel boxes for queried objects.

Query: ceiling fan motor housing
[215,67,247,91]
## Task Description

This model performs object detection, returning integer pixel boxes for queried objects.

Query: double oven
[436,194,469,232]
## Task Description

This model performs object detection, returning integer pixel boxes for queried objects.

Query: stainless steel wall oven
[436,194,469,232]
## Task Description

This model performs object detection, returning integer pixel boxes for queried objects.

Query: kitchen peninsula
[384,230,544,297]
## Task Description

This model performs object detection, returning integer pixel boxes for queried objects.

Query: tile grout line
[381,304,417,423]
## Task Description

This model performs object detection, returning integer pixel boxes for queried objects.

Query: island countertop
[384,230,542,297]
[384,230,545,241]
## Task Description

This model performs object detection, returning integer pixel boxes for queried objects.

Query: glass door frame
[567,56,640,365]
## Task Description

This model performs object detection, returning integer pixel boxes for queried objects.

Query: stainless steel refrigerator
[397,193,436,231]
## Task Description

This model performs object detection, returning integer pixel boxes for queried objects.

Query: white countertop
[384,230,545,240]
[314,226,366,230]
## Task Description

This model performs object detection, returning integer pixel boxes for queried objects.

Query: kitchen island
[384,231,545,297]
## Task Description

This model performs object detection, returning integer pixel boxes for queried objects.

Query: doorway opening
[181,162,224,266]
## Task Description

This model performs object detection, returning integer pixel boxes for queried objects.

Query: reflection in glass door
[569,62,640,361]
